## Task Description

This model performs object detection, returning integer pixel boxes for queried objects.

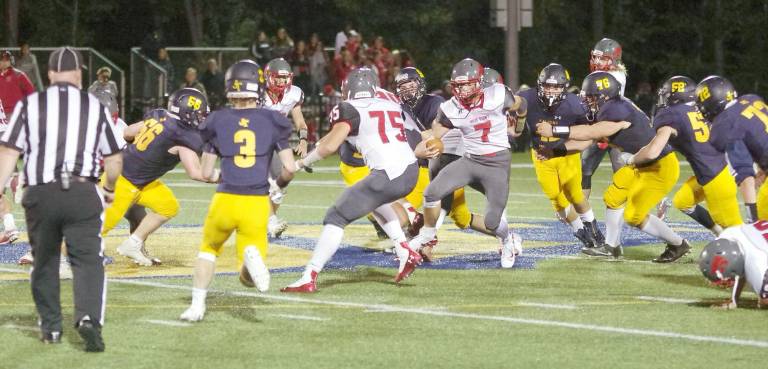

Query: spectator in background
[251,31,272,65]
[88,67,120,120]
[15,41,43,91]
[634,81,655,115]
[370,50,388,87]
[157,47,175,94]
[290,40,310,91]
[180,67,207,99]
[334,24,352,58]
[346,30,362,60]
[431,80,453,100]
[333,47,357,88]
[272,27,294,60]
[141,30,164,62]
[308,34,329,96]
[368,36,390,61]
[200,58,225,109]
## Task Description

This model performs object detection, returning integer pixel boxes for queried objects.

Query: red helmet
[265,58,293,96]
[589,38,622,72]
[450,58,483,107]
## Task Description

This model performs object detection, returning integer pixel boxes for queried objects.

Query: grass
[0,151,765,369]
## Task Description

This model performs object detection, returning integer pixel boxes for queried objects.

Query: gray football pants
[324,163,419,228]
[424,150,511,237]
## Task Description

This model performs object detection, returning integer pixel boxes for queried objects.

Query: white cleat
[180,305,206,322]
[407,232,436,253]
[117,238,153,266]
[18,250,33,265]
[500,232,523,269]
[268,216,288,238]
[244,247,270,292]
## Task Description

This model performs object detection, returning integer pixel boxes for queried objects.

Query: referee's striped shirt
[0,82,126,186]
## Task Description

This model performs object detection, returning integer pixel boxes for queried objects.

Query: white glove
[268,178,285,204]
[619,152,636,166]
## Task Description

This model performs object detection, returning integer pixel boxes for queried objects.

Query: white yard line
[635,296,700,304]
[271,314,329,322]
[144,319,192,327]
[518,302,578,310]
[109,279,768,349]
[3,323,39,332]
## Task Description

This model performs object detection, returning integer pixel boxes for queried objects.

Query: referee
[0,46,125,352]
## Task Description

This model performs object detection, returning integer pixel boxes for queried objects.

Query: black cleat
[582,243,622,258]
[78,320,105,352]
[584,220,605,245]
[574,228,595,250]
[653,239,691,263]
[41,331,62,344]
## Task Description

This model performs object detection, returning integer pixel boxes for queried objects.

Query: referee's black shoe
[41,331,62,344]
[77,318,104,352]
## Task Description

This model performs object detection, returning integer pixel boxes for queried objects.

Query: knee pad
[323,206,351,228]
[622,207,645,227]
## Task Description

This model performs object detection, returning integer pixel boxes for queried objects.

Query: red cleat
[280,271,318,293]
[418,236,438,262]
[395,243,423,283]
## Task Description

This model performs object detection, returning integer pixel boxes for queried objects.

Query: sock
[434,209,448,230]
[3,213,15,231]
[641,215,684,246]
[746,203,758,223]
[402,201,417,223]
[269,214,278,223]
[604,208,625,246]
[682,205,716,230]
[568,218,584,232]
[307,224,345,273]
[129,234,144,245]
[191,288,207,308]
[579,209,596,223]
[379,220,406,243]
[419,226,436,239]
[494,210,509,240]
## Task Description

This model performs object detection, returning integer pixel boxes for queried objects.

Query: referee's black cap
[48,46,84,72]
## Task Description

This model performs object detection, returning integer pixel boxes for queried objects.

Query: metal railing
[5,47,126,119]
[129,47,168,118]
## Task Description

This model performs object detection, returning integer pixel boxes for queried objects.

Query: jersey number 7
[370,110,406,144]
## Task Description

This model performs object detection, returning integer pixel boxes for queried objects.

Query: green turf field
[1,152,766,369]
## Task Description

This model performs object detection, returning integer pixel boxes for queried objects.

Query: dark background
[3,0,767,97]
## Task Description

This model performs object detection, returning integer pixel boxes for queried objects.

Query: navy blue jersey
[200,107,292,195]
[599,97,672,157]
[122,109,203,187]
[339,141,366,167]
[653,103,726,185]
[404,94,445,131]
[710,95,768,169]
[519,89,590,149]
[726,140,755,184]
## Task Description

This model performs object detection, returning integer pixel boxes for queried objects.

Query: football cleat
[582,243,623,258]
[59,258,72,280]
[656,198,672,222]
[407,232,437,253]
[394,242,422,283]
[407,211,425,238]
[500,232,523,269]
[116,238,153,266]
[281,270,318,293]
[180,305,206,322]
[41,331,62,344]
[653,239,691,263]
[583,220,604,245]
[0,229,19,245]
[574,228,595,250]
[268,216,288,238]
[243,247,270,292]
[18,250,33,265]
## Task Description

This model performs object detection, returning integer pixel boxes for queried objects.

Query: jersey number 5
[234,129,256,168]
[135,119,164,151]
[370,110,406,144]
[686,112,710,143]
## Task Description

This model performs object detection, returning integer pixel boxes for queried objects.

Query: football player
[281,68,436,293]
[623,76,742,234]
[697,75,768,219]
[727,141,759,222]
[181,60,299,321]
[537,71,691,262]
[580,38,628,201]
[698,220,768,310]
[262,58,310,238]
[408,58,527,269]
[521,63,604,252]
[102,88,213,266]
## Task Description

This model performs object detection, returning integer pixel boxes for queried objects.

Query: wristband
[552,126,570,138]
[303,149,323,167]
[298,129,308,140]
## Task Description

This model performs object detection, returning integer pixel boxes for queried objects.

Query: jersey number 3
[234,130,256,168]
[135,119,164,151]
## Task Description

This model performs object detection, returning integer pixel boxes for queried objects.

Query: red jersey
[0,67,35,115]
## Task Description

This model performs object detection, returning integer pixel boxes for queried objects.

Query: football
[426,137,444,154]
